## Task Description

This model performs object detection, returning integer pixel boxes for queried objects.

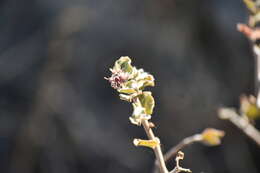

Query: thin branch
[164,134,203,163]
[169,151,191,173]
[227,22,260,146]
[153,134,202,173]
[237,24,260,106]
[219,108,260,146]
[141,119,169,173]
[253,46,260,107]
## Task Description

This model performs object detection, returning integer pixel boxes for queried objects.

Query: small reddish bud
[105,69,129,89]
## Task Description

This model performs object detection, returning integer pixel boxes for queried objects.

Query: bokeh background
[0,0,259,173]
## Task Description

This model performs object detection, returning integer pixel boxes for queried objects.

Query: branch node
[170,151,191,173]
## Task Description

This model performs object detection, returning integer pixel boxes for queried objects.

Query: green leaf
[138,74,155,90]
[124,80,138,89]
[132,102,146,118]
[130,101,152,125]
[118,88,136,94]
[138,91,155,115]
[113,56,133,73]
[243,0,257,14]
[134,69,155,90]
[133,138,160,148]
[119,94,132,102]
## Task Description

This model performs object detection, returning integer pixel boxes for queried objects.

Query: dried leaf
[133,138,160,149]
[201,128,225,146]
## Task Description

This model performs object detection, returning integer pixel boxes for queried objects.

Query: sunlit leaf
[240,94,260,119]
[201,128,225,146]
[138,91,155,115]
[243,0,257,14]
[113,56,133,73]
[133,138,160,149]
[118,88,136,94]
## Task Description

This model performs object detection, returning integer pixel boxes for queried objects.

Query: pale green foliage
[133,138,160,149]
[106,56,155,125]
[244,0,258,14]
[113,56,134,73]
[138,91,155,115]
[243,0,260,26]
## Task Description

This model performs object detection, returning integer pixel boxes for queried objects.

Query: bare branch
[153,134,202,173]
[254,46,260,107]
[218,108,260,146]
[164,134,203,163]
[169,151,191,173]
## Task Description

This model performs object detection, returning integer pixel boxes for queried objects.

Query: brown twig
[153,134,202,173]
[231,20,260,146]
[141,119,169,173]
[164,134,203,163]
[219,108,260,146]
[237,23,260,106]
[253,46,260,107]
[170,151,191,173]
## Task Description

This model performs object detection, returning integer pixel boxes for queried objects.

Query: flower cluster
[105,56,155,125]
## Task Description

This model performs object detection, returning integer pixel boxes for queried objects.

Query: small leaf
[113,56,133,73]
[133,138,160,149]
[139,77,155,90]
[135,70,155,90]
[240,94,260,120]
[138,91,155,115]
[132,102,146,118]
[201,128,225,146]
[119,94,132,102]
[129,115,151,126]
[130,102,151,125]
[123,80,139,90]
[129,116,140,125]
[243,0,257,14]
[118,88,136,94]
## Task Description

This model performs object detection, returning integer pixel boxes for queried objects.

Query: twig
[237,24,260,106]
[170,151,191,173]
[253,46,260,107]
[164,134,203,163]
[153,134,202,173]
[106,57,195,173]
[225,21,260,146]
[219,108,260,146]
[141,119,169,173]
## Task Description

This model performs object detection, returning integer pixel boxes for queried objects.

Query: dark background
[0,0,259,173]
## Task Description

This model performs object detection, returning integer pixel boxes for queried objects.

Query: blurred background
[0,0,259,172]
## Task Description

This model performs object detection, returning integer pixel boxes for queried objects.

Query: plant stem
[219,108,260,146]
[254,46,260,107]
[141,119,169,173]
[169,151,191,173]
[164,134,202,163]
[153,134,202,173]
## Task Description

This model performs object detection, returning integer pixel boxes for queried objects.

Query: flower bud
[201,128,225,146]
